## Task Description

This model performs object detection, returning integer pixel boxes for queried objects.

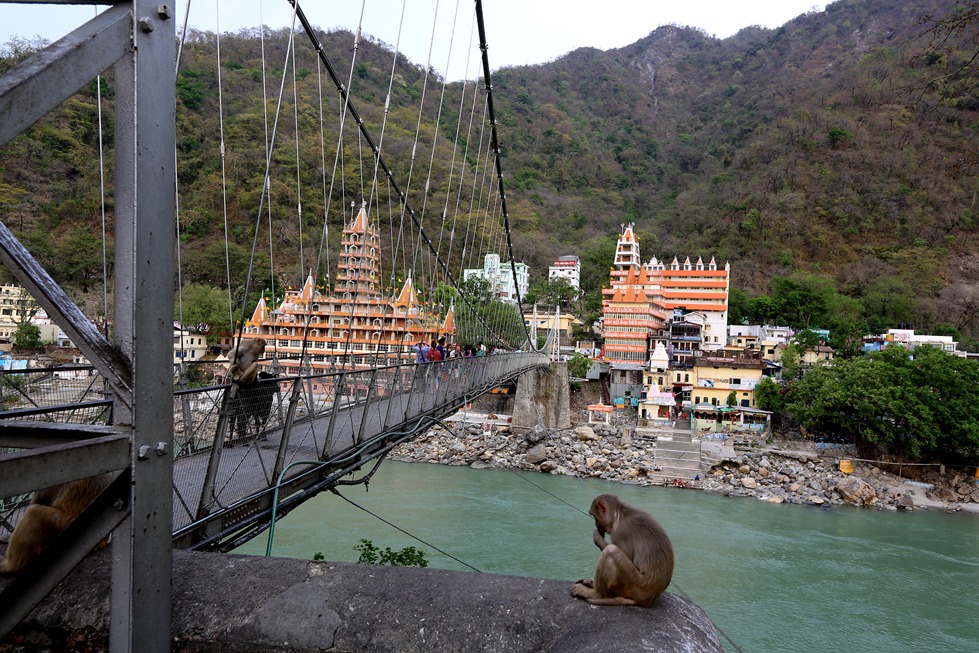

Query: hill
[1,0,977,346]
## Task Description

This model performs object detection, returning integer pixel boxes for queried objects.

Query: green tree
[861,276,917,335]
[13,323,41,351]
[725,390,738,407]
[57,231,106,293]
[754,376,785,411]
[780,344,801,381]
[177,283,233,339]
[525,277,577,309]
[769,272,836,329]
[784,345,979,462]
[567,352,592,379]
[727,288,752,325]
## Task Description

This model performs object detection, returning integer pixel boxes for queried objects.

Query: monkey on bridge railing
[571,493,674,607]
[228,337,266,385]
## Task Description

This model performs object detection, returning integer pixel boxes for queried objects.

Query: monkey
[0,473,113,574]
[229,337,266,384]
[570,493,674,607]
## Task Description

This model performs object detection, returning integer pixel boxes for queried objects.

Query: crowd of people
[411,337,498,363]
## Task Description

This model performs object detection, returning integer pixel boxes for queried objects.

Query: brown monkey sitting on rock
[0,473,113,574]
[571,493,674,607]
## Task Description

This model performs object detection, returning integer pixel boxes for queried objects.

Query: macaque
[229,337,266,384]
[0,473,113,574]
[571,493,674,607]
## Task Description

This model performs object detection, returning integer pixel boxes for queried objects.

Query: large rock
[525,424,548,444]
[574,426,599,441]
[835,476,877,506]
[525,444,548,465]
[2,549,726,653]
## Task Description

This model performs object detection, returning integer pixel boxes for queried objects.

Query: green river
[236,461,979,653]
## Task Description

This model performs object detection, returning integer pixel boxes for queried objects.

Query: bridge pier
[511,362,570,431]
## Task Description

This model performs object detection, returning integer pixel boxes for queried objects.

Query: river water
[235,461,979,653]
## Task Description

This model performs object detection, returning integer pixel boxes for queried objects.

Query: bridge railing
[170,352,548,544]
[1,352,548,547]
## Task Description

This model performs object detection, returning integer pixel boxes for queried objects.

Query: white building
[884,329,957,354]
[728,324,794,348]
[548,255,581,291]
[173,326,209,364]
[463,253,529,304]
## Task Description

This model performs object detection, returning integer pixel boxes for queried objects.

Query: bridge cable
[474,0,535,348]
[288,0,508,347]
[332,488,482,573]
[215,0,235,335]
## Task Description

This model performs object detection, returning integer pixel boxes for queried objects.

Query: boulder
[525,424,548,444]
[524,444,548,465]
[835,476,877,507]
[741,477,758,489]
[574,426,598,441]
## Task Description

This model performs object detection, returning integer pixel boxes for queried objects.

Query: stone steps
[647,419,702,483]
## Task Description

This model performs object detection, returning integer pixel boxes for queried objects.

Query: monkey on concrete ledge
[0,473,113,574]
[571,493,674,607]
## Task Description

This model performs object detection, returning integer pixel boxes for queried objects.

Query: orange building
[602,223,730,365]
[239,204,452,373]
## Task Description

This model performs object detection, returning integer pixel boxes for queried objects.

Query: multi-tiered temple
[602,223,730,365]
[239,204,452,371]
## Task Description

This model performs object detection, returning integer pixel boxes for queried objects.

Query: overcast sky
[3,1,827,79]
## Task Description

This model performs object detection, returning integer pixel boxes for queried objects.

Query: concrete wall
[511,362,571,431]
[1,549,725,653]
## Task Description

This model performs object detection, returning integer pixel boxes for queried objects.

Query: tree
[57,231,106,293]
[177,283,232,340]
[768,272,836,329]
[725,390,738,407]
[779,344,801,381]
[754,376,785,411]
[783,345,979,463]
[525,277,577,309]
[567,352,592,379]
[13,323,41,351]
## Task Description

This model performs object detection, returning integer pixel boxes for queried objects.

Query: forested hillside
[1,0,978,347]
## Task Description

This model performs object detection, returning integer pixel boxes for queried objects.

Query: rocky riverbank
[391,412,979,514]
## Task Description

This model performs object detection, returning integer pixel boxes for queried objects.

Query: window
[684,373,689,383]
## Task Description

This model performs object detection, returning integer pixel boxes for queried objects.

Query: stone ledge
[2,549,725,652]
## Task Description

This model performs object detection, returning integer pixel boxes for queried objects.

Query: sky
[2,1,826,80]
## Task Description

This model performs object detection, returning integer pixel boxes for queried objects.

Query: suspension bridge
[0,1,556,647]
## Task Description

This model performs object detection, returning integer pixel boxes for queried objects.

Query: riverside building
[601,223,730,397]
